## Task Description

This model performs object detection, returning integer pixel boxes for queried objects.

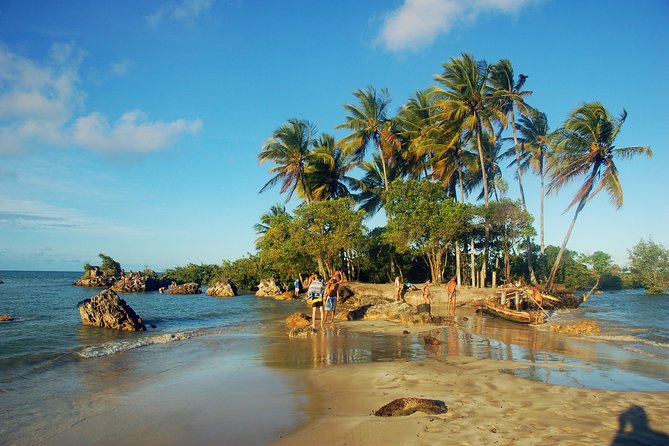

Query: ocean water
[1,272,668,444]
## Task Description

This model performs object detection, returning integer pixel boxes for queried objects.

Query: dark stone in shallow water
[375,398,448,417]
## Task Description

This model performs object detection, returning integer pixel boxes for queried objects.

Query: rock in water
[285,312,312,328]
[164,282,202,295]
[551,320,601,335]
[375,398,448,417]
[78,289,146,331]
[255,278,283,297]
[0,315,14,322]
[205,279,237,297]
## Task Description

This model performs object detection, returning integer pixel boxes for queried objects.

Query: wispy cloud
[376,0,536,52]
[148,0,214,26]
[110,59,130,76]
[0,43,202,154]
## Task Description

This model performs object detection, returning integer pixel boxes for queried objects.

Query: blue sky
[0,0,667,272]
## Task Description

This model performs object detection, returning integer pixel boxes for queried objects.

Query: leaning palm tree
[515,110,551,255]
[394,89,438,180]
[352,153,403,217]
[337,86,400,192]
[307,133,357,201]
[545,102,652,290]
[258,118,317,203]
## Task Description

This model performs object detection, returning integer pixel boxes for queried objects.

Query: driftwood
[375,397,448,417]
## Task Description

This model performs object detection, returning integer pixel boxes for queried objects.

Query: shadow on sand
[611,405,669,445]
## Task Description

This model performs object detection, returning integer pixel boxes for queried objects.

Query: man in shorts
[307,274,325,329]
[324,272,343,324]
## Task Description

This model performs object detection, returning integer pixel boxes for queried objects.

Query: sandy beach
[8,283,669,446]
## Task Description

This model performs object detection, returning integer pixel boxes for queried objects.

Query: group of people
[302,271,344,329]
[394,275,458,318]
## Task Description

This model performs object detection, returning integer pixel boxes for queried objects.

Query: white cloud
[377,0,536,52]
[110,59,130,76]
[148,0,214,26]
[72,110,203,153]
[0,43,202,154]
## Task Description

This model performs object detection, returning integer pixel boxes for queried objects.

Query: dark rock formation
[73,266,116,287]
[0,315,14,322]
[163,282,202,295]
[288,326,317,337]
[374,398,448,417]
[255,278,283,297]
[205,279,237,297]
[78,289,145,331]
[111,274,166,292]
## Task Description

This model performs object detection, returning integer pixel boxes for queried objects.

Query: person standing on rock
[294,278,300,297]
[394,275,403,302]
[421,280,432,305]
[307,274,325,329]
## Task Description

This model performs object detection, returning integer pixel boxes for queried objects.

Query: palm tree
[490,59,537,284]
[307,133,357,201]
[254,203,288,235]
[515,110,551,255]
[433,53,503,208]
[337,86,400,192]
[545,102,652,290]
[433,54,505,286]
[258,118,317,203]
[352,153,402,217]
[395,89,438,180]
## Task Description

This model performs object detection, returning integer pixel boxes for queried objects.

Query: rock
[255,278,284,297]
[337,284,355,303]
[423,335,440,345]
[111,274,166,292]
[403,330,410,335]
[73,266,117,287]
[205,279,237,297]
[288,326,317,337]
[163,282,202,295]
[551,320,601,335]
[374,398,448,417]
[0,315,14,322]
[286,312,312,328]
[275,291,298,301]
[78,289,146,331]
[416,303,431,314]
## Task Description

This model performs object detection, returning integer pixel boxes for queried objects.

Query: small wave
[78,332,194,358]
[591,334,669,349]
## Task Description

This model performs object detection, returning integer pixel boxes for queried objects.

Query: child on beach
[422,280,432,305]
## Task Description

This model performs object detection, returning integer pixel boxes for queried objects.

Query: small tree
[579,251,613,298]
[486,199,535,283]
[98,253,121,278]
[628,239,669,294]
[292,198,366,278]
[385,179,471,285]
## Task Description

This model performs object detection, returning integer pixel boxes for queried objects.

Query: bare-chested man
[421,279,432,305]
[446,276,457,318]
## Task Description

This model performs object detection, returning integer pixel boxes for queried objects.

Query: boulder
[275,291,298,301]
[336,291,446,325]
[286,312,312,328]
[78,289,146,331]
[255,278,283,297]
[73,266,117,287]
[375,398,448,417]
[205,279,237,297]
[423,335,440,345]
[0,315,14,322]
[111,274,166,292]
[288,326,317,337]
[163,282,202,295]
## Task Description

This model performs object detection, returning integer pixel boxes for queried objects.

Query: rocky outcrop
[275,291,298,301]
[286,312,312,328]
[111,274,166,292]
[0,315,14,322]
[205,279,237,297]
[551,320,601,335]
[374,398,448,417]
[163,282,202,295]
[336,296,446,325]
[288,326,318,337]
[78,289,146,331]
[255,278,283,297]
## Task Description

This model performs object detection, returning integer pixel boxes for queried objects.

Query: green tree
[337,86,400,192]
[292,198,366,278]
[579,251,614,298]
[253,203,287,235]
[385,179,471,284]
[98,253,121,278]
[546,102,652,290]
[486,199,535,283]
[258,118,317,203]
[628,239,669,294]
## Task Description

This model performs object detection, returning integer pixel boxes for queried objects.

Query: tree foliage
[628,239,669,294]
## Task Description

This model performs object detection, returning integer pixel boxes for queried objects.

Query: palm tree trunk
[376,136,390,192]
[475,127,489,287]
[546,205,582,291]
[540,160,545,255]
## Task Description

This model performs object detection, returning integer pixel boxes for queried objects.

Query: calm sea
[1,272,668,444]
